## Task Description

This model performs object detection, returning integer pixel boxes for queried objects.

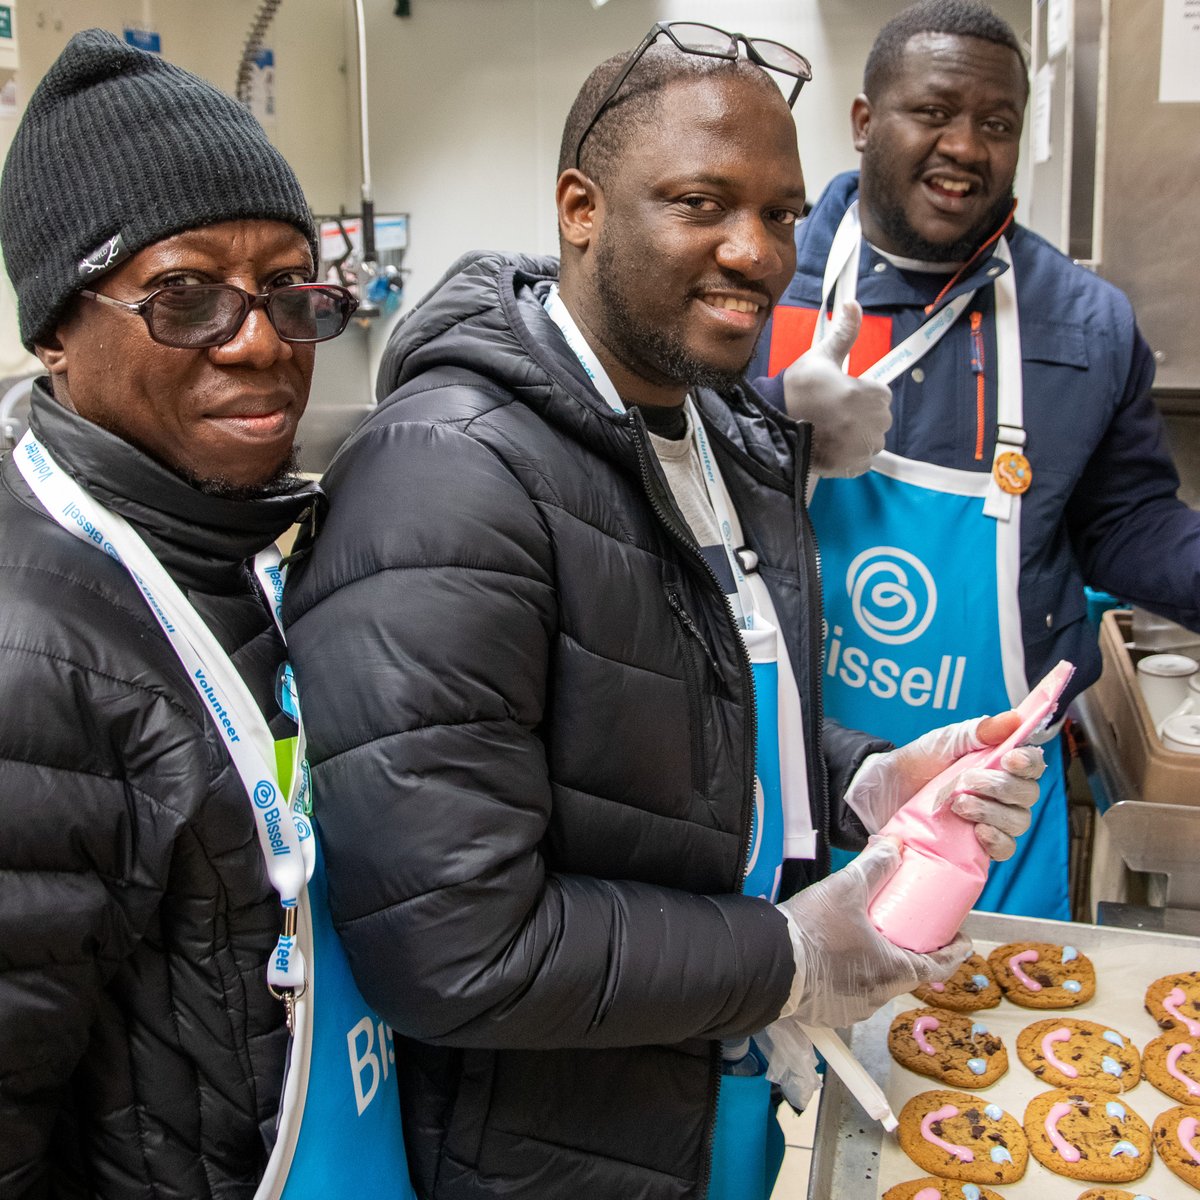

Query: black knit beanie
[0,28,318,349]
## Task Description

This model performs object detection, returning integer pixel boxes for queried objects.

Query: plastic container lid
[1137,653,1198,678]
[1161,713,1200,753]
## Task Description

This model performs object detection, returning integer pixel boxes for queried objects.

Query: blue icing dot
[984,1104,1003,1121]
[1106,1101,1127,1119]
[961,1187,981,1200]
[971,1023,989,1037]
[1063,979,1082,992]
[990,1146,1013,1164]
[1103,1029,1125,1047]
[1110,1140,1140,1158]
[1062,945,1078,961]
[971,974,989,990]
[968,1058,987,1075]
[1102,1056,1124,1077]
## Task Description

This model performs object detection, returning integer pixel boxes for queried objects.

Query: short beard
[863,157,1015,262]
[181,448,304,501]
[594,237,750,395]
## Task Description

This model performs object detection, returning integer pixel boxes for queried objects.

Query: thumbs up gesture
[781,301,893,478]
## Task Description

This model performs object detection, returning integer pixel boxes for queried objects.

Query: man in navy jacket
[752,0,1200,919]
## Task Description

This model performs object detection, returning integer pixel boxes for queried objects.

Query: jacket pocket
[666,586,717,804]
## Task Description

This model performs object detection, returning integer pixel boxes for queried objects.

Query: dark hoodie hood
[374,250,800,484]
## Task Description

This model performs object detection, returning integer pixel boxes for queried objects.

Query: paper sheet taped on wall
[1160,0,1200,103]
[1033,63,1054,165]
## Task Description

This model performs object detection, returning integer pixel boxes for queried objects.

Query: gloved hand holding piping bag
[755,711,1046,1110]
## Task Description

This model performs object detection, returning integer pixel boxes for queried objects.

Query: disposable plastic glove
[755,1022,819,1111]
[774,836,971,1028]
[845,712,1045,861]
[781,301,892,478]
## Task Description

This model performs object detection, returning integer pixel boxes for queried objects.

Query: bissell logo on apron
[826,544,968,714]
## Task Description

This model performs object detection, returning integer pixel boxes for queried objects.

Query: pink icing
[1178,1114,1200,1164]
[1041,1027,1078,1078]
[921,1104,974,1162]
[913,1191,941,1200]
[1165,986,1200,1036]
[1166,1040,1200,1097]
[1009,948,1043,991]
[1045,1101,1082,1162]
[930,981,946,992]
[913,1015,941,1055]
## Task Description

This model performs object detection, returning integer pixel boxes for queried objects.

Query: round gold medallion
[994,450,1032,495]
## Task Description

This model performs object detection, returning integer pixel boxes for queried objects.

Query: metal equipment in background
[1027,0,1200,400]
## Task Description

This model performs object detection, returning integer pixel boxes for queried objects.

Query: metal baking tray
[807,910,1200,1199]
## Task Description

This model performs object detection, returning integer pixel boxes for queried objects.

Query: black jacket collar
[25,380,319,592]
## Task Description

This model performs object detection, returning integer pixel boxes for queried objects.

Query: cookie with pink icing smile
[1016,1018,1141,1093]
[1151,1102,1200,1189]
[889,1007,1008,1088]
[912,952,1001,1012]
[897,1089,1028,1184]
[988,941,1096,1008]
[881,1179,1006,1200]
[1143,1032,1200,1105]
[1144,971,1200,1037]
[1024,1088,1151,1183]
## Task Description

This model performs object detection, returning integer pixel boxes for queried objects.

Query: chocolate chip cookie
[1024,1088,1150,1184]
[889,1007,1008,1088]
[912,953,1001,1012]
[897,1089,1027,1185]
[1016,1019,1141,1093]
[988,942,1095,1008]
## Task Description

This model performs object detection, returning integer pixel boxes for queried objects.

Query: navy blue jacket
[753,171,1200,706]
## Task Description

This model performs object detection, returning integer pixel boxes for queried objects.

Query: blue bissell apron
[14,431,416,1200]
[805,204,1070,920]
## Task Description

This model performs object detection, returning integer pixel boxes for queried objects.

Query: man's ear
[556,168,602,252]
[851,94,872,153]
[34,331,68,377]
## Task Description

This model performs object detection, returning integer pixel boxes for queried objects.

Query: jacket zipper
[969,310,986,462]
[628,415,756,1200]
[796,428,831,881]
[668,588,714,800]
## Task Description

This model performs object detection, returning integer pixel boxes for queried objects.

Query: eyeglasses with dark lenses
[573,21,813,170]
[78,282,359,349]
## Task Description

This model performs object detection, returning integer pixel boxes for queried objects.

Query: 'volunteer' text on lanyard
[15,430,315,1003]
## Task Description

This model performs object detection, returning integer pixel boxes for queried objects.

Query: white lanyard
[15,430,315,996]
[818,203,1025,520]
[545,286,760,628]
[544,285,627,414]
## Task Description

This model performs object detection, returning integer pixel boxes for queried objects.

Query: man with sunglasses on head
[286,24,1041,1200]
[750,0,1200,923]
[0,30,358,1198]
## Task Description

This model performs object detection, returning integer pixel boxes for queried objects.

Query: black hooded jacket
[0,384,317,1198]
[283,253,883,1200]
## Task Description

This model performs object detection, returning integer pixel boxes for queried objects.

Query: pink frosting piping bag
[869,659,1075,952]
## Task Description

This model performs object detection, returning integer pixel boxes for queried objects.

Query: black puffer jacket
[0,385,317,1198]
[284,253,882,1200]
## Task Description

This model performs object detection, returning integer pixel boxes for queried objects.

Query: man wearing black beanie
[0,29,360,1198]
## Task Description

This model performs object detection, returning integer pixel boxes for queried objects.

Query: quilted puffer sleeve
[284,410,795,1050]
[0,584,181,1196]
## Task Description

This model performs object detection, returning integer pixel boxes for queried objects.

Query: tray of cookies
[808,910,1200,1200]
